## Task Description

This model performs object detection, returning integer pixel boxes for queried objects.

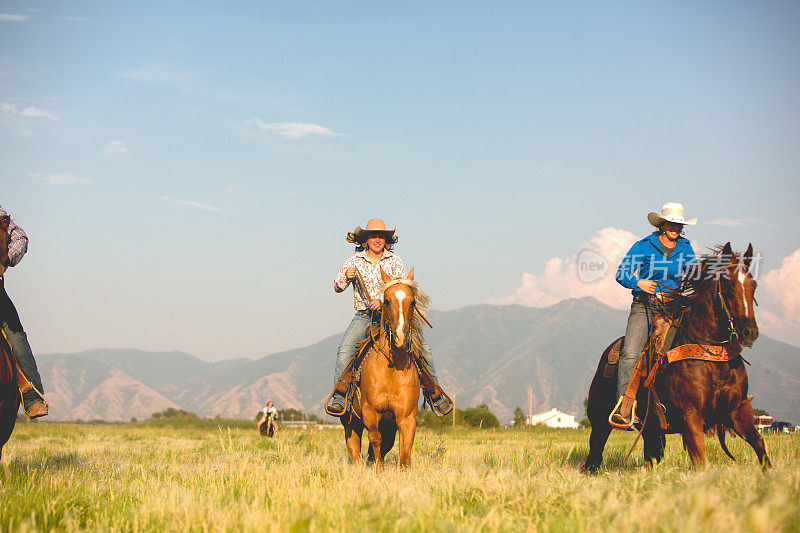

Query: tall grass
[1,422,798,532]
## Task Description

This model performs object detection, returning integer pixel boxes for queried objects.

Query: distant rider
[0,204,48,418]
[326,218,452,416]
[610,202,697,426]
[260,401,279,436]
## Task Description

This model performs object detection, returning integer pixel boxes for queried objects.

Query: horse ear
[380,267,392,284]
[721,242,733,257]
[406,267,414,281]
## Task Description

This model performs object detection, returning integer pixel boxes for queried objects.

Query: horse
[340,267,429,470]
[582,242,771,472]
[0,214,20,460]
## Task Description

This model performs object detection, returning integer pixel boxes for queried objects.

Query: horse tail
[717,424,736,461]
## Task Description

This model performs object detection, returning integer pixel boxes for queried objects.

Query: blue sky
[2,2,799,360]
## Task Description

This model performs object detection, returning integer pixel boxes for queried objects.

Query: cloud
[707,217,772,227]
[29,172,89,185]
[488,227,639,309]
[0,13,30,21]
[123,66,192,86]
[246,119,348,139]
[1,102,61,121]
[101,140,133,160]
[19,129,35,137]
[224,185,242,193]
[62,16,89,22]
[758,249,800,347]
[161,196,220,213]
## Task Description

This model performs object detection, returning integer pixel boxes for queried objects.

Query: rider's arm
[333,256,355,293]
[615,241,644,290]
[0,206,28,267]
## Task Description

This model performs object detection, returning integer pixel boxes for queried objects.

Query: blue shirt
[616,231,696,296]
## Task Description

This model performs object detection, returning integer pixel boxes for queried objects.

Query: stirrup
[608,395,636,430]
[21,386,49,419]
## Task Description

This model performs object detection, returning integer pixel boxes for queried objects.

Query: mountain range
[35,298,800,423]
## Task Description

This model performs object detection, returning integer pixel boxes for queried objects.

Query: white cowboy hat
[647,202,697,227]
[353,218,396,239]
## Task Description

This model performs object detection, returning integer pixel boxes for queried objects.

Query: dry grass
[1,422,799,532]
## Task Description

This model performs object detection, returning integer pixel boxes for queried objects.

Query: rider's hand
[345,268,356,280]
[637,279,658,294]
[369,299,381,311]
[0,264,5,277]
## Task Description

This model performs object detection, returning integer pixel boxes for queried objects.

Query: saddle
[324,324,452,418]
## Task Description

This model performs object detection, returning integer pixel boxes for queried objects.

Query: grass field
[1,420,798,532]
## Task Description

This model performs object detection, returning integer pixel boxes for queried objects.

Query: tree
[753,408,770,417]
[513,407,526,428]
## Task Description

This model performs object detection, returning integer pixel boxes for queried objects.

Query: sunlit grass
[1,422,798,531]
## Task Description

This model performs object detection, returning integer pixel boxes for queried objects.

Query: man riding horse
[610,202,697,427]
[0,204,48,419]
[326,218,452,417]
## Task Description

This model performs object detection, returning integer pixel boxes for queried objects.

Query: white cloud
[0,13,30,21]
[246,119,348,139]
[1,102,61,121]
[488,227,638,309]
[161,196,220,213]
[62,16,89,22]
[29,172,89,186]
[101,140,133,160]
[224,185,242,193]
[758,249,800,347]
[19,129,35,137]
[707,217,772,227]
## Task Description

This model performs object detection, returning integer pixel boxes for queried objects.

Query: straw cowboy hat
[647,202,697,227]
[353,218,396,239]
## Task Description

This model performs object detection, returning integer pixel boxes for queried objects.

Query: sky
[2,1,799,361]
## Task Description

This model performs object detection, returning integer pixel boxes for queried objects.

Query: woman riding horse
[326,219,451,416]
[0,204,48,419]
[611,202,697,426]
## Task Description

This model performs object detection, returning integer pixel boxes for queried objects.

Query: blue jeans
[616,300,652,399]
[2,323,44,397]
[332,311,440,400]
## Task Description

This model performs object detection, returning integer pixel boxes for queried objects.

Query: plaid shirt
[0,204,28,269]
[334,250,405,311]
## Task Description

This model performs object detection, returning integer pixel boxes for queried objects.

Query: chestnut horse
[341,267,428,470]
[583,243,771,471]
[0,214,20,460]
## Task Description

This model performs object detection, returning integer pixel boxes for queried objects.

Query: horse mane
[660,245,741,315]
[400,280,430,356]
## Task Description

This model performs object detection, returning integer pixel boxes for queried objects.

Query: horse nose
[395,333,405,347]
[741,325,759,345]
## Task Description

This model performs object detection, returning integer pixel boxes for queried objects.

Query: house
[527,408,579,429]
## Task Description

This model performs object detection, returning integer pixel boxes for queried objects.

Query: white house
[528,408,579,429]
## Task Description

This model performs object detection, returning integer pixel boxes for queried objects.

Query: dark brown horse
[0,214,20,460]
[341,267,428,470]
[583,243,771,471]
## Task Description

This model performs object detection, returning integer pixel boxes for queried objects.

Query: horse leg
[396,415,417,469]
[729,400,772,469]
[343,422,363,464]
[361,406,384,472]
[581,378,614,473]
[379,419,397,461]
[680,409,707,468]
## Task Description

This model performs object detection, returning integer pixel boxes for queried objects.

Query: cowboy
[0,204,48,418]
[610,202,697,426]
[259,401,279,436]
[326,219,452,416]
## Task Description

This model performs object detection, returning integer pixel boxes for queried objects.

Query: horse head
[718,242,759,347]
[380,267,418,349]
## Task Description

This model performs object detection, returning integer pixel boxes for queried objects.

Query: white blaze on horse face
[395,288,407,346]
[738,270,750,316]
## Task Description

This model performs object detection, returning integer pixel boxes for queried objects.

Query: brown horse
[341,267,428,470]
[0,214,20,460]
[583,243,771,471]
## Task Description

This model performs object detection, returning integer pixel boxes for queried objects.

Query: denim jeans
[332,311,440,400]
[616,300,652,399]
[2,323,44,395]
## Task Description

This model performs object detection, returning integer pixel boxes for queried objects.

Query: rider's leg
[614,300,650,420]
[418,341,452,412]
[2,322,48,418]
[328,312,371,409]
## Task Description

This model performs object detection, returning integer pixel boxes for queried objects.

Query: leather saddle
[324,324,452,417]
